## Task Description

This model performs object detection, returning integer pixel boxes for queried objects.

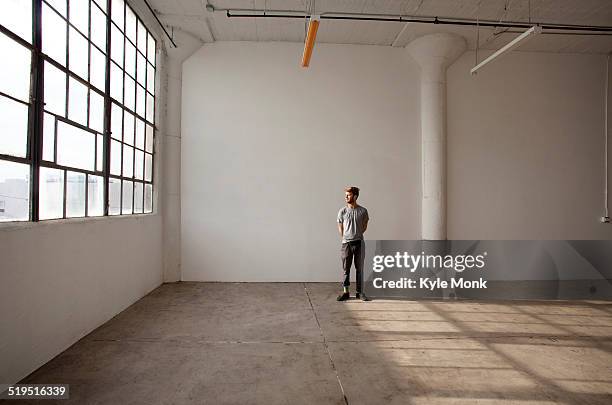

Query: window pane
[90,4,107,50]
[42,3,67,66]
[125,7,136,43]
[45,0,67,17]
[68,77,88,126]
[110,62,122,101]
[122,144,133,178]
[111,103,122,140]
[89,90,104,133]
[111,0,124,31]
[147,33,155,66]
[135,118,144,149]
[110,139,121,175]
[122,179,132,214]
[124,75,135,111]
[124,41,135,78]
[145,124,153,152]
[147,63,155,94]
[137,20,146,54]
[144,183,152,213]
[44,62,66,117]
[136,84,145,117]
[0,160,30,222]
[96,134,103,171]
[133,181,143,213]
[43,113,56,161]
[0,0,32,43]
[87,174,104,216]
[69,0,89,34]
[57,121,95,171]
[0,96,29,158]
[134,149,143,180]
[69,27,88,79]
[146,93,154,122]
[108,177,120,215]
[66,170,85,218]
[137,52,146,86]
[144,153,152,181]
[39,166,64,220]
[110,24,123,65]
[90,45,106,90]
[0,33,31,102]
[123,110,134,145]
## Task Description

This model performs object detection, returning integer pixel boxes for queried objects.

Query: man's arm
[363,219,368,233]
[337,208,344,238]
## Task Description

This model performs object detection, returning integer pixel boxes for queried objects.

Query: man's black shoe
[336,292,350,301]
[359,293,370,301]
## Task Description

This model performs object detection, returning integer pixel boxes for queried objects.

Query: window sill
[0,212,159,232]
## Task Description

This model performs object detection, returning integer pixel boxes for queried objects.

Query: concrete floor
[6,282,612,404]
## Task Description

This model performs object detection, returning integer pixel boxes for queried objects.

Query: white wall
[447,51,612,240]
[0,215,163,385]
[181,42,421,281]
[181,42,611,282]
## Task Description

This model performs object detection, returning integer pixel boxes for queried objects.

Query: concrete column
[406,33,466,240]
[161,29,203,282]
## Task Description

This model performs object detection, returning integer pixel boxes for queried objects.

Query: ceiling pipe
[224,10,612,34]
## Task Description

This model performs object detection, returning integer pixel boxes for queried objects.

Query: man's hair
[345,186,360,197]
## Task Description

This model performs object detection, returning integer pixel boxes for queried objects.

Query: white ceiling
[150,0,612,53]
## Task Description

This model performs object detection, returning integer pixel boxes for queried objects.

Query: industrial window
[0,0,156,222]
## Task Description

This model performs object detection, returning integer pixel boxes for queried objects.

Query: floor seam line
[303,283,349,405]
[87,339,324,344]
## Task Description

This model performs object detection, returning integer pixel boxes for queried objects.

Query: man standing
[337,186,370,301]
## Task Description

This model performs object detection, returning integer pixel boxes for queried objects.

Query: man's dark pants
[341,240,365,293]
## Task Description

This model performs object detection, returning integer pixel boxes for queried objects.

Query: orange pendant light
[301,16,320,67]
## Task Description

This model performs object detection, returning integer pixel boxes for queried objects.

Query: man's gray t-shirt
[337,205,369,243]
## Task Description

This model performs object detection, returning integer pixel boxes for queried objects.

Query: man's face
[345,192,356,204]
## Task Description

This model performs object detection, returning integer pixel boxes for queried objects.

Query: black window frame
[0,0,158,222]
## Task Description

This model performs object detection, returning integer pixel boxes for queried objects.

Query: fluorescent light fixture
[301,16,320,68]
[471,25,542,75]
